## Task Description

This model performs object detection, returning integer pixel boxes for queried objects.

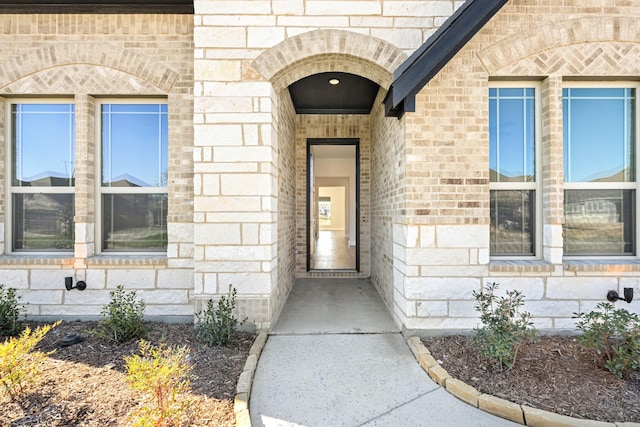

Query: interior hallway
[310,230,356,270]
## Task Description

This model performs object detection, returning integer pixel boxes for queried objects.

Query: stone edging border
[407,337,640,427]
[234,330,268,427]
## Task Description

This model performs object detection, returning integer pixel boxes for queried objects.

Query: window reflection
[102,194,168,251]
[12,194,74,251]
[490,190,534,256]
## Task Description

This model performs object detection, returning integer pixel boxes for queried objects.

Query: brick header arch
[252,29,406,90]
[0,42,179,92]
[478,16,640,75]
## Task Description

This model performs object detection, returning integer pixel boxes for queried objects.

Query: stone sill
[490,260,555,273]
[564,259,640,273]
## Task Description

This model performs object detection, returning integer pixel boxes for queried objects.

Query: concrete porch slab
[270,278,398,335]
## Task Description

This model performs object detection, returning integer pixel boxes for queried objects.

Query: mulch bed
[1,321,255,427]
[423,335,640,423]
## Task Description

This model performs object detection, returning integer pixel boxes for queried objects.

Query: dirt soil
[1,321,256,427]
[423,335,640,423]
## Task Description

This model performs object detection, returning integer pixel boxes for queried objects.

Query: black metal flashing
[0,0,193,14]
[384,0,508,117]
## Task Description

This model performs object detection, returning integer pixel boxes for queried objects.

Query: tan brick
[522,406,615,427]
[427,365,451,386]
[445,378,480,407]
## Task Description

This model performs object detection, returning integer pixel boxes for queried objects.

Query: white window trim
[5,98,75,255]
[489,81,542,260]
[562,81,640,260]
[94,98,168,255]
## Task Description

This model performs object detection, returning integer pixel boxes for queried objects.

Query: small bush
[574,302,640,378]
[96,285,147,343]
[195,284,244,346]
[473,282,537,370]
[0,285,26,337]
[125,340,194,427]
[0,321,60,402]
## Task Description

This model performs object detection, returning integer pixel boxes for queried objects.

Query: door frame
[306,138,360,271]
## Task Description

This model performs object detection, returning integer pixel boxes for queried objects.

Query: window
[9,102,75,251]
[563,87,636,256]
[489,86,538,256]
[99,102,168,252]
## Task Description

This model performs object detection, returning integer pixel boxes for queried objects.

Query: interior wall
[318,186,346,231]
[314,157,355,242]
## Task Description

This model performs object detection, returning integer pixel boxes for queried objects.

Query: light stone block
[138,290,190,305]
[425,265,489,277]
[242,223,259,245]
[106,270,157,289]
[218,272,271,294]
[195,95,251,113]
[201,15,276,27]
[195,60,241,82]
[215,146,273,163]
[437,224,489,248]
[194,27,246,48]
[406,225,419,248]
[419,225,436,248]
[74,222,94,242]
[63,290,111,305]
[168,222,193,243]
[543,223,563,248]
[195,124,243,146]
[383,1,453,17]
[305,1,381,15]
[416,300,448,317]
[202,82,272,98]
[547,277,618,300]
[221,174,271,196]
[202,174,220,195]
[196,261,262,273]
[404,277,480,300]
[393,243,406,263]
[19,290,63,305]
[406,248,469,266]
[194,196,261,213]
[404,316,478,331]
[194,0,271,14]
[205,245,272,261]
[86,270,106,289]
[524,300,579,318]
[194,223,241,245]
[248,27,286,48]
[0,269,29,289]
[272,0,303,14]
[393,288,416,316]
[370,28,422,49]
[448,301,478,318]
[30,270,76,290]
[203,273,218,294]
[482,277,545,299]
[392,223,407,245]
[157,269,194,289]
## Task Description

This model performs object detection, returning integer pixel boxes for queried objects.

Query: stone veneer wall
[398,0,640,332]
[0,14,194,320]
[196,0,419,327]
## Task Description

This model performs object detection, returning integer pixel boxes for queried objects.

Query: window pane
[564,190,634,255]
[489,88,535,182]
[563,88,635,182]
[490,190,535,256]
[102,104,168,187]
[102,194,168,251]
[11,104,75,187]
[12,193,74,251]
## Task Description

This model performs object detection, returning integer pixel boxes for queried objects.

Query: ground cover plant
[0,284,26,337]
[1,321,255,426]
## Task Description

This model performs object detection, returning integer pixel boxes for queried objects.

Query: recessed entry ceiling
[288,72,380,114]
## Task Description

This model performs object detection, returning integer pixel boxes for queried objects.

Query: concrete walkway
[249,278,519,427]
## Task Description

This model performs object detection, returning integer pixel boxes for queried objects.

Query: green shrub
[574,302,640,378]
[472,282,537,370]
[125,340,194,427]
[96,285,147,343]
[0,284,26,337]
[0,321,59,402]
[195,284,244,346]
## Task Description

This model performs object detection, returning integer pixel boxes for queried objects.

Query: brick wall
[399,0,640,332]
[0,14,194,320]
